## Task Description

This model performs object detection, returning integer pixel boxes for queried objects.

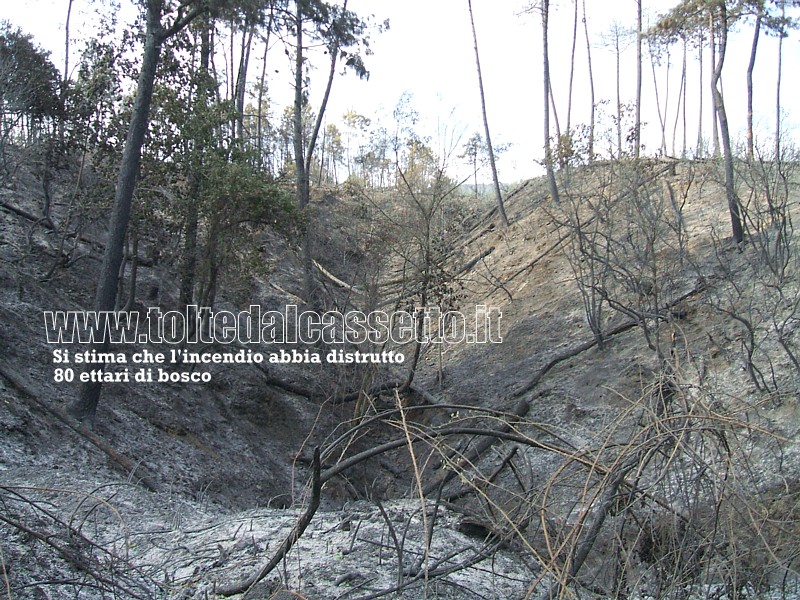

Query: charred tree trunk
[180,19,211,309]
[711,4,744,244]
[70,1,164,425]
[542,0,559,204]
[293,1,307,210]
[234,19,254,142]
[69,0,211,425]
[710,13,720,156]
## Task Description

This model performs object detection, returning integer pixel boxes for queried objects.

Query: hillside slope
[1,157,800,598]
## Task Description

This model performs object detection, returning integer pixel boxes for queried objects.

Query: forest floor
[1,157,800,598]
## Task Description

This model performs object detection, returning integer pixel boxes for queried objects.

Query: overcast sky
[2,0,798,182]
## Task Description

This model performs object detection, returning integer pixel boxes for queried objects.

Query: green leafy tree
[290,0,374,209]
[0,24,64,215]
[0,23,61,132]
[66,36,126,151]
[70,0,228,426]
[193,156,296,310]
[286,1,380,304]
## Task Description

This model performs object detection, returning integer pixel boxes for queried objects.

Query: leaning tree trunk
[746,9,763,160]
[69,0,164,424]
[303,0,348,189]
[467,0,509,226]
[69,0,210,425]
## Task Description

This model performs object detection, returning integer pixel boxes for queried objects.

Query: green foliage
[201,154,296,230]
[194,155,297,304]
[299,0,382,81]
[650,0,798,44]
[0,22,61,124]
[0,23,60,118]
[649,0,715,44]
[217,0,279,29]
[0,23,63,194]
[66,36,125,150]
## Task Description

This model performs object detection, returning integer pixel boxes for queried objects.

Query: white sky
[2,0,798,183]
